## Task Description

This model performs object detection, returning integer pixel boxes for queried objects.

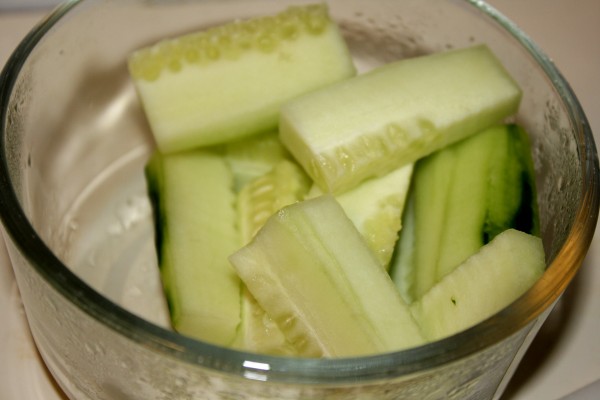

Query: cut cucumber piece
[410,229,545,341]
[233,159,310,355]
[229,195,425,357]
[145,150,241,345]
[486,124,540,239]
[390,193,417,304]
[409,148,457,300]
[129,4,356,153]
[435,128,502,279]
[389,124,539,301]
[237,159,311,242]
[280,44,522,194]
[233,288,298,356]
[224,130,291,192]
[307,163,414,267]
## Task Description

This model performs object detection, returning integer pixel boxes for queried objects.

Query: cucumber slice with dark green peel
[224,131,291,192]
[487,124,540,239]
[435,129,502,279]
[279,44,522,194]
[410,229,545,341]
[129,3,356,153]
[389,124,540,301]
[307,163,414,267]
[145,150,241,345]
[229,195,425,357]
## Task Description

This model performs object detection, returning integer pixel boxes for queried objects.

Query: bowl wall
[1,0,597,399]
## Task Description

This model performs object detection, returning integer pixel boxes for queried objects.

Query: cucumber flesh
[390,193,417,304]
[233,288,298,356]
[145,150,241,345]
[410,229,545,341]
[307,163,414,267]
[229,195,425,357]
[279,44,522,194]
[486,124,540,239]
[224,130,291,192]
[237,159,311,242]
[389,124,539,301]
[233,159,310,355]
[435,128,501,279]
[129,4,356,153]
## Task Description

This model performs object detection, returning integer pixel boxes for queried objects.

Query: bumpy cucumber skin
[280,44,522,194]
[389,124,540,302]
[230,195,425,357]
[130,4,356,153]
[485,124,540,240]
[145,150,241,346]
[410,229,545,341]
[145,153,165,265]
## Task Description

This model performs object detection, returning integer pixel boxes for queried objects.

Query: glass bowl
[0,0,598,399]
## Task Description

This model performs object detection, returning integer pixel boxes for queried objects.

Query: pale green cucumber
[280,44,522,194]
[389,124,539,301]
[145,150,241,345]
[229,195,425,357]
[307,163,414,267]
[129,4,356,153]
[486,124,540,239]
[435,128,501,279]
[410,229,545,341]
[410,149,457,300]
[224,130,291,192]
[390,193,417,304]
[237,159,311,242]
[233,289,298,356]
[233,159,310,355]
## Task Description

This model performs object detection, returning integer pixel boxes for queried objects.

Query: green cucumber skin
[488,124,540,239]
[389,124,540,302]
[435,128,500,280]
[480,124,539,242]
[145,150,241,346]
[145,153,166,267]
[145,153,174,313]
[307,163,414,268]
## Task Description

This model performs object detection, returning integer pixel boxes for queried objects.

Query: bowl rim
[0,0,598,385]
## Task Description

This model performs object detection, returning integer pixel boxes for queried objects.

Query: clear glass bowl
[0,0,598,399]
